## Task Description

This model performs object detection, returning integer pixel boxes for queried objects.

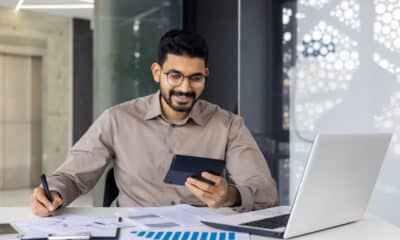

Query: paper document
[116,204,222,229]
[14,214,131,239]
[17,229,50,240]
[130,230,250,240]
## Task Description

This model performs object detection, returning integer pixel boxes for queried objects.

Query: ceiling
[0,0,93,20]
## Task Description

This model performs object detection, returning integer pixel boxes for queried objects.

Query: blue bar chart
[130,231,249,240]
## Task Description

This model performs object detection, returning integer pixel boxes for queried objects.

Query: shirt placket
[164,122,180,205]
[166,123,177,154]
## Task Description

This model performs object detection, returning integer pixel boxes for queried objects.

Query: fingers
[201,172,223,185]
[30,187,63,217]
[186,177,214,193]
[35,188,56,211]
[51,192,64,209]
[31,198,52,217]
[185,174,228,208]
[185,181,213,204]
[30,187,52,217]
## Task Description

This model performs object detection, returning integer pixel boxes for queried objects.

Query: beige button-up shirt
[48,91,278,211]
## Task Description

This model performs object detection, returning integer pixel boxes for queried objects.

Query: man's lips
[172,95,193,103]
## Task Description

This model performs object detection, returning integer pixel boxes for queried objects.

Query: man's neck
[160,97,190,123]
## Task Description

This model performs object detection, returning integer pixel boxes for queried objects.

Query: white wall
[0,7,72,188]
[289,0,400,226]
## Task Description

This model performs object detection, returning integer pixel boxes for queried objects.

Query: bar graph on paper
[129,231,250,240]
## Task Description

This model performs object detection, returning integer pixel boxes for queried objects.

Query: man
[31,30,278,217]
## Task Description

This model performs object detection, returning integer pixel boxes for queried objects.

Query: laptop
[202,133,392,239]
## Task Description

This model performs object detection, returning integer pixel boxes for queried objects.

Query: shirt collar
[144,91,205,126]
[144,91,163,121]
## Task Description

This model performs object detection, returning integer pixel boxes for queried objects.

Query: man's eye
[169,73,182,80]
[190,76,203,82]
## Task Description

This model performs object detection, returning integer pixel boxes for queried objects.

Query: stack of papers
[14,214,130,239]
[129,230,250,240]
[116,204,222,229]
[0,223,20,240]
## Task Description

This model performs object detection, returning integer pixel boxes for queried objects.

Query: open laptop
[202,133,392,239]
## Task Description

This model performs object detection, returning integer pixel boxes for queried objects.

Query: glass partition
[92,0,182,206]
[94,0,182,116]
[288,0,400,226]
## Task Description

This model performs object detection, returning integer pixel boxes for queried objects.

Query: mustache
[170,90,196,98]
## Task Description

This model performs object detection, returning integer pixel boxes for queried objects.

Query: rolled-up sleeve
[225,116,278,212]
[46,109,115,206]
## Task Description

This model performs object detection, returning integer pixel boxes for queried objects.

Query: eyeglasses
[162,70,207,88]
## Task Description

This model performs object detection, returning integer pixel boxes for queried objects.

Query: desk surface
[1,207,399,240]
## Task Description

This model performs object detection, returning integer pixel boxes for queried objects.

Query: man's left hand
[185,172,241,208]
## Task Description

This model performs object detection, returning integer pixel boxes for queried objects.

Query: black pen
[41,174,54,202]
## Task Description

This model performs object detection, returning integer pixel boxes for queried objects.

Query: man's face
[151,54,209,113]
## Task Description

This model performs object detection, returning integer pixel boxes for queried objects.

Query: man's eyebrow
[166,69,182,73]
[166,69,204,76]
[188,72,205,76]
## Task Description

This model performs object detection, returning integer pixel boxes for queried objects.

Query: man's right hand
[30,187,63,217]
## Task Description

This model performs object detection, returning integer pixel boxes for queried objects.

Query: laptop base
[201,221,285,238]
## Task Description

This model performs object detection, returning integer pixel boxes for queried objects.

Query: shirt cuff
[38,181,65,209]
[46,176,75,207]
[48,186,66,206]
[231,185,254,212]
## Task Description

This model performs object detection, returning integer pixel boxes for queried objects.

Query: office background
[0,0,399,227]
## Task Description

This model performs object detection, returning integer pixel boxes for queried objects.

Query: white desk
[1,207,400,239]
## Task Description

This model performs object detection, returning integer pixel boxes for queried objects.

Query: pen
[41,174,53,202]
[48,234,91,240]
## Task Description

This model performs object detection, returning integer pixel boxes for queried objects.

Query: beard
[160,88,197,113]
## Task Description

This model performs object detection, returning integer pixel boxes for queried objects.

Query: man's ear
[205,67,210,78]
[151,62,161,83]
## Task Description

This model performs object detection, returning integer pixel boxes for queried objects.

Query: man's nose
[178,77,193,92]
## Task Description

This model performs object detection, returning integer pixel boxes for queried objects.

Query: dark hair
[157,29,208,66]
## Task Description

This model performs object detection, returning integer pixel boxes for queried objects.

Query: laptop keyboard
[240,214,290,229]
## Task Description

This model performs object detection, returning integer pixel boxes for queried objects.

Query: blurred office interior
[0,0,399,226]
